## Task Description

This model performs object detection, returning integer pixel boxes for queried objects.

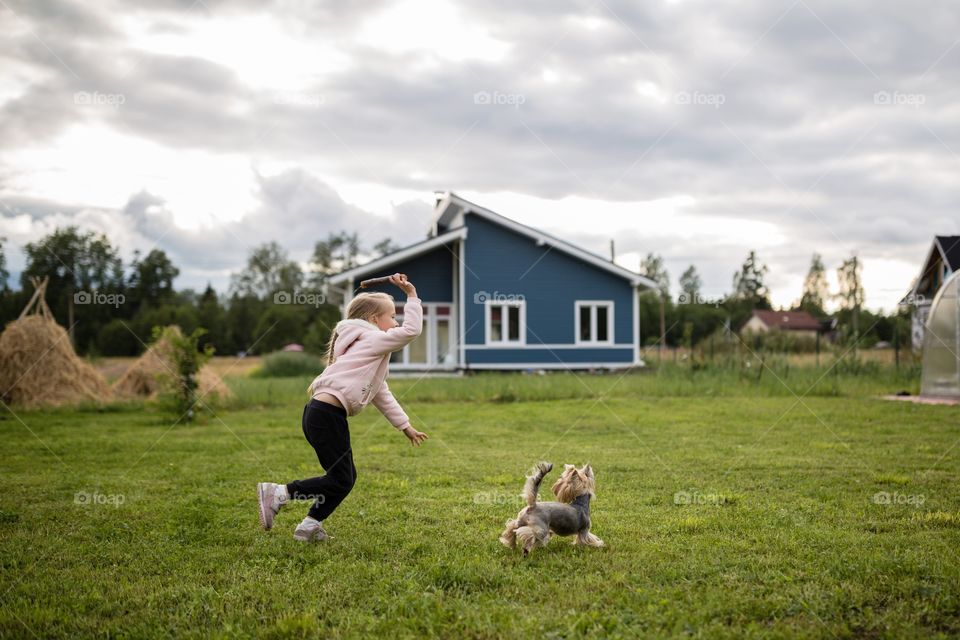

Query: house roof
[749,310,822,331]
[430,192,657,289]
[937,235,960,271]
[903,235,960,302]
[326,226,467,285]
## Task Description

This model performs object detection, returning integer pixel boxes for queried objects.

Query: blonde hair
[322,292,394,366]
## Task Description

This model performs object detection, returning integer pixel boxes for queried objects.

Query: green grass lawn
[1,370,959,638]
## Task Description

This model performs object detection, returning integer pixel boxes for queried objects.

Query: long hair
[322,292,394,367]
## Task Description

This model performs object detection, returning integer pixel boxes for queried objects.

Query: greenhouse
[921,269,960,398]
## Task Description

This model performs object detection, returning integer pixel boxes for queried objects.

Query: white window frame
[575,300,614,345]
[484,299,526,346]
[391,302,457,369]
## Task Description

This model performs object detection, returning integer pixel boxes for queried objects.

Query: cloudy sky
[1,0,958,311]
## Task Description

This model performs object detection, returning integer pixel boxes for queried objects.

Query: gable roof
[326,226,467,285]
[749,310,822,331]
[936,235,960,271]
[432,192,657,289]
[903,235,960,301]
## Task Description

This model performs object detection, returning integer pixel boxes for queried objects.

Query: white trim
[342,278,355,317]
[467,343,632,350]
[633,287,641,365]
[328,227,467,284]
[484,298,526,345]
[459,237,466,368]
[390,302,457,368]
[434,192,657,289]
[574,300,614,346]
[465,362,638,370]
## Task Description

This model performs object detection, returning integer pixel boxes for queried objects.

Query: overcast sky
[1,0,958,311]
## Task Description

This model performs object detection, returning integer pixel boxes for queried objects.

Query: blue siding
[463,214,635,351]
[466,348,634,364]
[357,243,454,302]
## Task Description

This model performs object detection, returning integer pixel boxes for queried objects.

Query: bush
[252,351,325,378]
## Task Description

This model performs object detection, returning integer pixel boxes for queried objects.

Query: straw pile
[113,326,232,401]
[0,315,113,408]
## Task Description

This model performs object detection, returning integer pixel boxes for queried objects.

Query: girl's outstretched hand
[402,426,429,447]
[389,273,417,297]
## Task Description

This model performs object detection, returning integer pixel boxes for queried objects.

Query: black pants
[286,399,357,521]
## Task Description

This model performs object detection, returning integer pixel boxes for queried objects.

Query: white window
[389,303,457,368]
[485,299,525,345]
[575,301,614,345]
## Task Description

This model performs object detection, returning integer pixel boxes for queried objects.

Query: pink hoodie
[308,296,422,430]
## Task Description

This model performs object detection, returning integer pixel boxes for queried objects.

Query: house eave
[327,227,468,285]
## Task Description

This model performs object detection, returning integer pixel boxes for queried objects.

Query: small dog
[499,461,604,555]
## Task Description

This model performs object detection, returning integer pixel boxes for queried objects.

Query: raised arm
[364,274,423,355]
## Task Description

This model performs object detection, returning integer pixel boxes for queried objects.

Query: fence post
[815,331,820,368]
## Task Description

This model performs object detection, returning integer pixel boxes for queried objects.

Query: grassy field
[1,368,958,638]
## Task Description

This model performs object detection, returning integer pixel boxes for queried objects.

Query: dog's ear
[581,464,594,479]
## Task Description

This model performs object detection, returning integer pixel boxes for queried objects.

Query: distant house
[740,310,822,339]
[903,235,960,351]
[326,192,658,371]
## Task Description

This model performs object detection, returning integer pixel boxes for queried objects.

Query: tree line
[0,229,908,357]
[637,251,909,350]
[0,228,399,357]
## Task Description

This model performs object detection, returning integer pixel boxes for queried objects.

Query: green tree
[726,250,770,329]
[230,241,303,300]
[798,253,828,316]
[153,326,214,422]
[640,253,670,298]
[835,255,864,348]
[226,293,264,355]
[731,251,770,305]
[196,284,228,353]
[307,231,361,290]
[128,249,179,310]
[679,265,702,303]
[253,304,311,354]
[22,226,124,350]
[0,236,9,291]
[639,253,671,352]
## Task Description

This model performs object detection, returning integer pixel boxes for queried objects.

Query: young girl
[257,273,429,542]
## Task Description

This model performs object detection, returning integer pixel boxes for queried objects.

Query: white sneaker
[257,482,288,531]
[293,517,328,542]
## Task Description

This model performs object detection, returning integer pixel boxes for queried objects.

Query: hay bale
[113,326,232,401]
[0,315,112,408]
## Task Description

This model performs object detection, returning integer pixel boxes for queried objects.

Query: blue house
[327,192,657,371]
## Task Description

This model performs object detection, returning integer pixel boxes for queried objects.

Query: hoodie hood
[333,318,378,357]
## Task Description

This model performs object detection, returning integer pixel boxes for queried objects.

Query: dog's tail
[522,461,553,508]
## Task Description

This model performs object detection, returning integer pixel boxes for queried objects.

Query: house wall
[740,316,769,334]
[354,243,455,303]
[461,213,635,365]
